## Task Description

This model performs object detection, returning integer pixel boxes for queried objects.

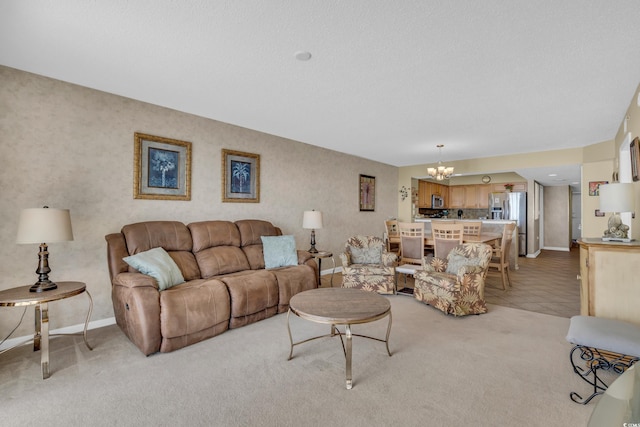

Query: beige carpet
[0,297,592,426]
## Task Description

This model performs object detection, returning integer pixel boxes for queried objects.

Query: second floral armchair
[413,243,493,316]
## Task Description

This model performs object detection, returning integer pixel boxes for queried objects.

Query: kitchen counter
[414,218,515,224]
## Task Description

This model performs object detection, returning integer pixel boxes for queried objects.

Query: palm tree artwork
[148,148,179,188]
[231,160,251,193]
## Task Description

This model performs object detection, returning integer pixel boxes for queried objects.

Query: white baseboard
[0,317,116,352]
[526,250,541,258]
[542,246,570,252]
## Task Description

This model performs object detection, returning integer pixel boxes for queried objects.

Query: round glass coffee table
[287,287,392,389]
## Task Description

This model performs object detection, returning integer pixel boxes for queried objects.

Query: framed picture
[134,133,191,200]
[588,181,608,196]
[631,137,640,182]
[359,174,375,211]
[222,149,260,203]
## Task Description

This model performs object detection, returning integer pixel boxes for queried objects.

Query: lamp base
[30,280,58,293]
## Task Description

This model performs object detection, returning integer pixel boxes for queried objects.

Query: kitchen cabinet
[418,181,448,208]
[449,184,491,208]
[578,238,640,325]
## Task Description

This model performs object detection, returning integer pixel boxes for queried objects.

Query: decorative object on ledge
[503,183,514,192]
[359,174,375,211]
[588,180,608,196]
[222,149,260,203]
[16,207,74,292]
[302,210,323,253]
[599,182,635,242]
[594,209,605,217]
[427,144,454,181]
[399,186,408,201]
[134,133,192,200]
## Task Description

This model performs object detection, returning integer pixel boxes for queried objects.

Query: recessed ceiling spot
[295,51,312,61]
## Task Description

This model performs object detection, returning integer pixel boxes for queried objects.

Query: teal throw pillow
[350,246,382,264]
[445,253,481,275]
[123,247,185,291]
[261,235,298,269]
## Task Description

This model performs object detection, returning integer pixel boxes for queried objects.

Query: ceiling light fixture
[427,144,454,181]
[295,51,312,61]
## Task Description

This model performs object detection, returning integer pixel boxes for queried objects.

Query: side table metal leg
[385,311,392,356]
[83,290,94,350]
[40,302,50,379]
[345,324,352,389]
[34,304,41,351]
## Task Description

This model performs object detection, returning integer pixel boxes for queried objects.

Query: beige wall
[0,66,397,336]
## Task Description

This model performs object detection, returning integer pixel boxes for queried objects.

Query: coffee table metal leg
[286,309,294,360]
[385,311,392,356]
[345,324,352,389]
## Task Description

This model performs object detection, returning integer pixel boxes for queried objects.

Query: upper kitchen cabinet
[418,180,448,208]
[448,184,492,208]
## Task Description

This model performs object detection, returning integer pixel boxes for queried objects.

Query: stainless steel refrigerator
[489,192,527,256]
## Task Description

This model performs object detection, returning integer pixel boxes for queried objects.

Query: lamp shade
[302,210,323,229]
[599,183,635,213]
[16,208,74,244]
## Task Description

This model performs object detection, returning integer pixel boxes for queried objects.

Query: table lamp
[16,207,74,292]
[599,183,635,242]
[302,210,323,253]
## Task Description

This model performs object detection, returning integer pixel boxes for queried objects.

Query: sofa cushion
[236,219,280,269]
[122,221,200,281]
[189,221,251,277]
[123,247,185,291]
[221,270,279,329]
[261,235,298,269]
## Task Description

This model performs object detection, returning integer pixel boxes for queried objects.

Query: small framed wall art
[631,137,640,181]
[588,181,608,196]
[134,132,192,200]
[222,149,260,203]
[359,174,375,211]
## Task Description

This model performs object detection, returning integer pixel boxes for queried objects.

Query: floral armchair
[340,235,397,294]
[413,243,493,316]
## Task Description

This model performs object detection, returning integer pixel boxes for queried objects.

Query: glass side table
[0,281,93,379]
[309,251,335,287]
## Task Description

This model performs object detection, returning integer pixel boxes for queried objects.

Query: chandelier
[427,144,454,181]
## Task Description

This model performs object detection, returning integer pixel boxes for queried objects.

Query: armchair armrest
[455,265,484,278]
[423,256,447,272]
[381,251,397,267]
[339,252,351,267]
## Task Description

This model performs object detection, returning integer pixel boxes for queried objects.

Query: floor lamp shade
[16,207,74,292]
[302,210,323,253]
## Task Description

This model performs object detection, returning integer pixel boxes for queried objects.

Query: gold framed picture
[134,133,191,200]
[222,149,260,203]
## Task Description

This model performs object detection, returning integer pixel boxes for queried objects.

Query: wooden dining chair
[384,219,400,255]
[462,221,482,236]
[396,222,425,291]
[431,222,464,259]
[488,222,517,290]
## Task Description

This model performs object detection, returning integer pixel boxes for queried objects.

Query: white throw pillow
[261,235,298,269]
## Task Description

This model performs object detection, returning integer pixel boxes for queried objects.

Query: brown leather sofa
[105,219,317,355]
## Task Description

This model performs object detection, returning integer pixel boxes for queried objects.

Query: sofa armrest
[297,250,312,264]
[113,272,160,290]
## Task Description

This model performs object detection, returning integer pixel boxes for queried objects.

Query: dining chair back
[398,222,425,265]
[462,221,482,236]
[488,222,517,290]
[384,219,400,254]
[431,222,464,259]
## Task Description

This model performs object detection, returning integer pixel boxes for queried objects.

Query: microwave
[431,194,444,209]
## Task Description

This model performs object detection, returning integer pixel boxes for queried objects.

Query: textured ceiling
[2,1,640,187]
